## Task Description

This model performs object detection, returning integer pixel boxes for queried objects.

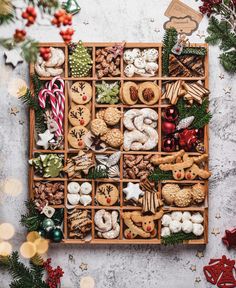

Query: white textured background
[0,0,236,287]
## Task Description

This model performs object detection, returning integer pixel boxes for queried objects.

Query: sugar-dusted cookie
[68,126,88,149]
[96,183,119,206]
[69,105,91,127]
[70,81,92,104]
[103,107,121,126]
[121,82,139,105]
[138,82,161,105]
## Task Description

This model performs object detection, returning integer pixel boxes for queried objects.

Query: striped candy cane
[38,76,65,137]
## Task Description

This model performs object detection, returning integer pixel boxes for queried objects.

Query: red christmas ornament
[162,136,176,152]
[203,255,236,288]
[177,129,198,151]
[222,228,236,249]
[60,28,74,44]
[163,106,179,122]
[161,121,176,134]
[22,6,37,26]
[39,47,51,61]
[14,29,26,43]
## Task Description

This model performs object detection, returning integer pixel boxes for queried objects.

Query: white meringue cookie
[161,214,172,227]
[142,48,158,62]
[80,195,92,206]
[67,182,80,194]
[191,212,204,224]
[132,48,141,58]
[134,67,146,75]
[182,211,192,221]
[161,227,171,238]
[67,194,80,205]
[124,64,135,77]
[80,182,92,195]
[171,211,183,222]
[192,223,204,236]
[181,220,193,234]
[145,62,158,75]
[169,220,182,233]
[134,57,146,69]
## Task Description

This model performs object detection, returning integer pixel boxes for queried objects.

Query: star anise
[90,135,103,150]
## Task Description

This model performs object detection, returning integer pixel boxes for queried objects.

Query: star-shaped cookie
[10,107,19,116]
[79,262,88,271]
[196,251,204,259]
[123,182,144,201]
[4,49,24,67]
[36,129,54,149]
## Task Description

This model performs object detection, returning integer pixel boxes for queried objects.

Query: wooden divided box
[29,42,210,245]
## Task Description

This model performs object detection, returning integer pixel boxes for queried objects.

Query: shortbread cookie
[96,184,119,206]
[69,105,91,127]
[103,107,121,126]
[68,126,88,149]
[70,81,92,104]
[138,82,160,105]
[91,119,108,136]
[121,82,139,105]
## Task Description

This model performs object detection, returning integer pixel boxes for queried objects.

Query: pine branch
[162,28,178,76]
[220,50,236,72]
[161,231,199,245]
[148,167,172,182]
[20,201,44,232]
[87,167,108,179]
[0,13,14,25]
[181,47,207,56]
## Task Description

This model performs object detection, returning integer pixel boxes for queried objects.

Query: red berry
[22,11,28,19]
[26,6,35,14]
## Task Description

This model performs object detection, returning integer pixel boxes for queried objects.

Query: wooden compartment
[29,42,209,245]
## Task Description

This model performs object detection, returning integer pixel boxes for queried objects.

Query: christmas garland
[199,0,236,73]
[161,231,199,245]
[148,167,173,182]
[87,166,108,179]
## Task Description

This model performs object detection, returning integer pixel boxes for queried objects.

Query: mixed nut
[34,182,64,207]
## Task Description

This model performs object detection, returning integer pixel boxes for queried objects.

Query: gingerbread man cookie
[69,105,91,127]
[68,126,88,149]
[70,81,92,104]
[96,183,119,206]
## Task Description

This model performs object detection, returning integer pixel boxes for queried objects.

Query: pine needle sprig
[177,98,212,129]
[148,167,172,182]
[161,231,199,245]
[181,47,207,56]
[162,28,178,76]
[87,167,108,179]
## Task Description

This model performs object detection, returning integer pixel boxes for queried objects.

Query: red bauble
[162,121,176,134]
[177,129,198,151]
[162,137,176,152]
[163,106,179,122]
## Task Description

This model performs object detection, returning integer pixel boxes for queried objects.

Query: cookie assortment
[29,42,210,244]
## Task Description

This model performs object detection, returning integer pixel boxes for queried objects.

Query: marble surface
[0,0,236,287]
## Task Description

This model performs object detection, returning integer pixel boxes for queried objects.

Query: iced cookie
[68,126,88,149]
[70,81,92,104]
[69,105,91,127]
[103,107,121,126]
[96,183,119,206]
[138,82,160,105]
[121,82,139,105]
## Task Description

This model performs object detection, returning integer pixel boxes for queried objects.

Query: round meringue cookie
[134,67,146,75]
[171,211,183,222]
[145,62,158,75]
[124,64,135,77]
[161,214,172,227]
[123,50,135,64]
[169,220,182,233]
[142,48,158,62]
[67,182,80,194]
[161,227,171,238]
[192,223,204,236]
[191,212,204,224]
[80,182,92,195]
[80,195,92,206]
[134,57,146,69]
[181,220,193,234]
[67,194,80,205]
[182,211,192,221]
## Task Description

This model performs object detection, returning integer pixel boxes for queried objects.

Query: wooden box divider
[29,42,209,245]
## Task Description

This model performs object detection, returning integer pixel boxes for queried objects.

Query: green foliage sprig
[161,231,199,245]
[87,167,108,179]
[177,98,212,129]
[205,16,236,73]
[162,27,178,76]
[0,252,48,288]
[181,47,207,56]
[148,167,172,182]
